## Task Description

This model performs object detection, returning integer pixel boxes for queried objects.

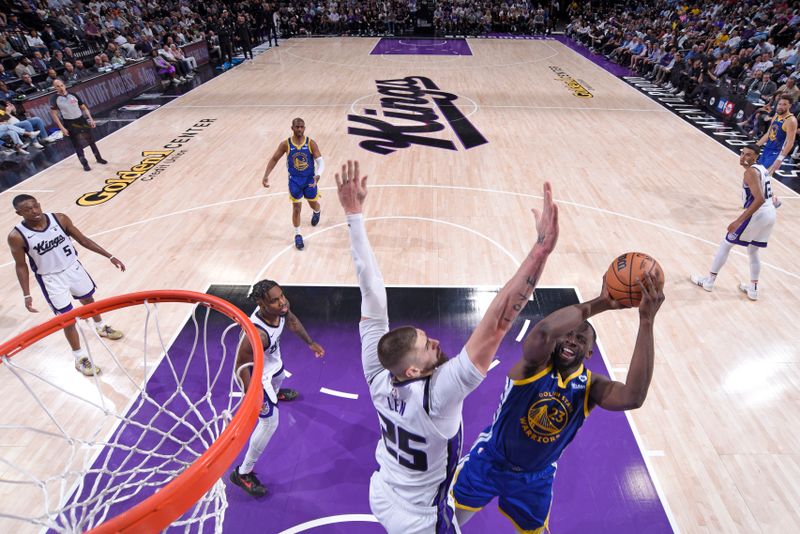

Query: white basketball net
[0,300,251,533]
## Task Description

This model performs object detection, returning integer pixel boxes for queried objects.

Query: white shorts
[727,207,776,248]
[369,472,460,534]
[35,261,96,313]
[260,359,285,412]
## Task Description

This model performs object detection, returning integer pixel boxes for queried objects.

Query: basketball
[605,252,664,307]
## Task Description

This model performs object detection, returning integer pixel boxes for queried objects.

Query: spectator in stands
[93,54,111,72]
[50,49,65,71]
[111,49,126,67]
[0,33,23,61]
[14,57,36,79]
[62,62,80,84]
[0,81,16,101]
[73,59,90,79]
[16,73,40,96]
[2,100,50,149]
[41,24,61,51]
[753,53,775,73]
[170,43,197,72]
[778,77,800,102]
[150,49,182,85]
[0,64,12,83]
[749,71,778,100]
[62,47,77,65]
[25,30,48,54]
[159,43,193,79]
[0,115,35,155]
[31,51,49,74]
[42,68,60,90]
[236,14,254,60]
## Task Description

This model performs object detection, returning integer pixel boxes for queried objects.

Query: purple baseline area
[370,37,472,56]
[64,289,672,533]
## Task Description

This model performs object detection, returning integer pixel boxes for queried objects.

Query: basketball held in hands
[605,252,664,307]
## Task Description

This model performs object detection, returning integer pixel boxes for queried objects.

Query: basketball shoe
[97,325,124,340]
[230,466,267,497]
[311,210,320,227]
[738,282,758,301]
[295,234,304,250]
[75,356,101,376]
[690,274,714,292]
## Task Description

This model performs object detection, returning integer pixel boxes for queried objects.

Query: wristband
[23,295,31,299]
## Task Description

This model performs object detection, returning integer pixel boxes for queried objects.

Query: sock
[747,245,761,283]
[239,408,279,474]
[294,226,301,235]
[95,319,106,330]
[313,209,320,214]
[709,239,735,279]
[73,348,87,360]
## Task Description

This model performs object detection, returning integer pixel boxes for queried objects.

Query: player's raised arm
[336,161,388,381]
[464,182,559,375]
[262,141,287,188]
[336,160,386,322]
[589,272,664,410]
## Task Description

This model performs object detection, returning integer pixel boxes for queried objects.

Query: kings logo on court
[348,76,488,155]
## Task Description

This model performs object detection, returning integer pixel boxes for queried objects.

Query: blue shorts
[288,176,319,203]
[757,148,781,170]
[452,444,555,533]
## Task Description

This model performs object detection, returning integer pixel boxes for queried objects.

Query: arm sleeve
[314,156,324,176]
[429,346,486,436]
[348,213,389,381]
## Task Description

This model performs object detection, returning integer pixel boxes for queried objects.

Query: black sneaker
[96,157,108,164]
[277,388,299,401]
[229,466,267,497]
[81,160,91,171]
[311,211,320,227]
[295,234,304,250]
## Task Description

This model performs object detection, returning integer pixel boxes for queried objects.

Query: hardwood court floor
[0,38,798,533]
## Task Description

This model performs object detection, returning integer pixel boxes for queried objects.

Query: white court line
[488,359,501,371]
[515,319,531,342]
[284,370,292,378]
[278,513,379,534]
[574,286,681,534]
[319,387,358,400]
[3,183,795,284]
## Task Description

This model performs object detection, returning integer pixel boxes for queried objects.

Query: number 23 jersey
[361,318,485,507]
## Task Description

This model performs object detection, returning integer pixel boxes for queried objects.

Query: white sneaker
[738,283,758,301]
[690,274,714,292]
[32,141,44,149]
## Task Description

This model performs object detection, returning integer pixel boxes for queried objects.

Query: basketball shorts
[34,261,96,314]
[451,443,555,533]
[726,207,776,248]
[369,472,460,534]
[260,357,285,414]
[757,149,781,170]
[288,176,319,203]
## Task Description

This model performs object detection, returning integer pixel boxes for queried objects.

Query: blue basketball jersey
[287,137,315,182]
[481,364,592,472]
[759,113,793,169]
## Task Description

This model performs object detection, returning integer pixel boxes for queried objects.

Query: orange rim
[0,290,264,533]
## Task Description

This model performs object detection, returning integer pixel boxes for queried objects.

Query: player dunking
[261,118,324,250]
[756,93,797,208]
[7,195,125,376]
[335,160,559,532]
[229,280,324,497]
[691,144,777,300]
[452,275,664,532]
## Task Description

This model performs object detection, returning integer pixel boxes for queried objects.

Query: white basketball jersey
[365,340,483,508]
[15,213,78,275]
[249,309,285,384]
[744,164,775,214]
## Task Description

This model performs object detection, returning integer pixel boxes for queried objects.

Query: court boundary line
[575,286,681,534]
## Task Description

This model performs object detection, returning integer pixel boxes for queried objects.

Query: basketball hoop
[0,290,264,533]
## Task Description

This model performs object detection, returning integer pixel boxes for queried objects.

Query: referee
[49,79,107,171]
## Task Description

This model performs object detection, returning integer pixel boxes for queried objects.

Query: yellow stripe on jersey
[511,364,553,386]
[583,369,593,418]
[557,364,585,389]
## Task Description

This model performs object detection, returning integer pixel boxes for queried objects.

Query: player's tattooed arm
[286,311,325,357]
[465,182,559,375]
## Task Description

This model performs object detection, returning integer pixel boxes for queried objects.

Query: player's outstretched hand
[532,182,558,255]
[261,175,270,188]
[335,160,368,215]
[308,341,325,358]
[110,256,126,271]
[637,272,665,321]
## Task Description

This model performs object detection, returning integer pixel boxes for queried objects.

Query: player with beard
[229,280,325,497]
[335,160,559,533]
[452,273,664,532]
